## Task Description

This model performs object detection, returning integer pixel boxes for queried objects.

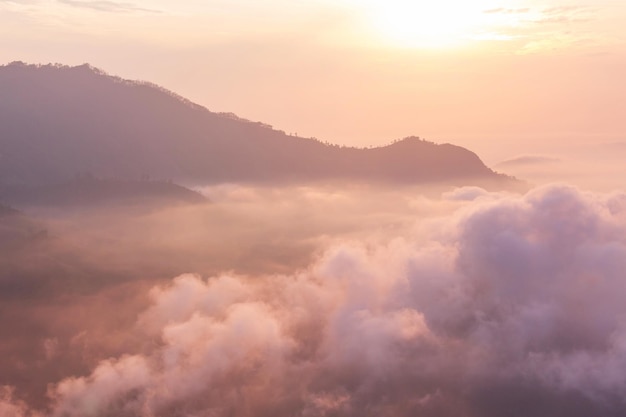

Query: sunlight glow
[358,0,518,48]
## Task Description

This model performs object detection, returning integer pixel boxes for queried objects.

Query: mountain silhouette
[0,176,206,208]
[0,62,517,188]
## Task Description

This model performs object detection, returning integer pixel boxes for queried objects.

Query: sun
[359,0,504,48]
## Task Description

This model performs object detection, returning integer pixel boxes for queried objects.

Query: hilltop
[0,62,517,188]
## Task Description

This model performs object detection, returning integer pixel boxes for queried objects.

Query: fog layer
[2,183,626,416]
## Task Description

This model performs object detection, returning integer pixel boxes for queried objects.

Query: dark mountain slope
[0,176,206,208]
[0,62,515,187]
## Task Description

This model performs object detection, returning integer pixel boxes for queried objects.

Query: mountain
[0,176,206,208]
[0,204,48,251]
[0,62,517,188]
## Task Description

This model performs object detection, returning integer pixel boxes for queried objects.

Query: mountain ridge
[0,62,519,189]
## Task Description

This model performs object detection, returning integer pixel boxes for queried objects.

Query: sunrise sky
[2,0,625,161]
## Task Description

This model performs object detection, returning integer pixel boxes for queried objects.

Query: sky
[1,0,625,163]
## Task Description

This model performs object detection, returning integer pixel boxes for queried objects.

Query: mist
[492,140,626,192]
[1,181,625,416]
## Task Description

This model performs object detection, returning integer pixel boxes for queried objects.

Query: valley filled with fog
[3,179,626,417]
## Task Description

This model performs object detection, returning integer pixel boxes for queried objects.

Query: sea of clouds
[2,184,626,416]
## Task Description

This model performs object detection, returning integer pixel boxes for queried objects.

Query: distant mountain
[0,204,47,251]
[0,203,19,217]
[0,62,517,188]
[0,176,206,208]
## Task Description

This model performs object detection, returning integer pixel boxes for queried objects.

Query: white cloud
[19,184,625,416]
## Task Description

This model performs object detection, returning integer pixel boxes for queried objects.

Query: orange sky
[1,0,625,163]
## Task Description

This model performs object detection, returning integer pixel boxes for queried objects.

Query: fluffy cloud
[0,387,40,417]
[9,184,626,416]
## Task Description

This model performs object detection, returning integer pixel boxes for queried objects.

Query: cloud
[57,0,158,13]
[496,155,561,167]
[483,5,593,22]
[483,7,531,15]
[479,4,601,54]
[0,0,38,4]
[525,6,597,26]
[0,387,40,417]
[442,186,493,201]
[4,184,624,416]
